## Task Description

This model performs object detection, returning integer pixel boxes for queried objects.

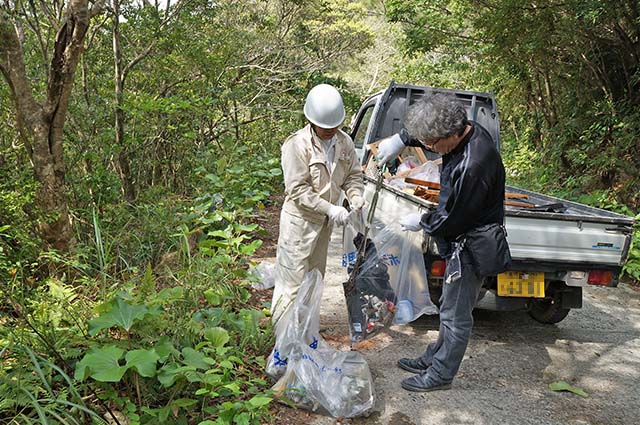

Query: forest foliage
[0,0,639,423]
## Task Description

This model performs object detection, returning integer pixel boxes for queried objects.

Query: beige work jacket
[281,124,364,224]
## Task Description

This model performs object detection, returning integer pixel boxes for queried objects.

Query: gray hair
[404,93,468,142]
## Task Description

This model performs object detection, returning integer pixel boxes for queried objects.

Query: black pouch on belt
[464,223,512,277]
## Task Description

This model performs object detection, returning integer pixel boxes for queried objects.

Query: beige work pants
[271,209,332,322]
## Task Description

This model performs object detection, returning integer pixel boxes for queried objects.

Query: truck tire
[429,285,442,306]
[529,298,570,324]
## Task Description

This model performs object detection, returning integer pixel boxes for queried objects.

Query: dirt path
[289,228,640,425]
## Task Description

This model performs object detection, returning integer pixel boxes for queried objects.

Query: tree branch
[24,0,49,63]
[0,9,41,129]
[120,0,186,85]
[121,41,155,83]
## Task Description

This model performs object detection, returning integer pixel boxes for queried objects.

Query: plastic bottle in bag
[394,299,413,324]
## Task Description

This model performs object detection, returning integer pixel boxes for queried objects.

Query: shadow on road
[353,286,640,425]
[306,226,640,424]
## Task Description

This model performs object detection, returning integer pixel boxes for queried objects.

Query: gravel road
[295,228,640,425]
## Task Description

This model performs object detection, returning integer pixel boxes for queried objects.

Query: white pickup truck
[348,82,635,324]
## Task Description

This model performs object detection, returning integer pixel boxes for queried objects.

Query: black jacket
[407,123,505,244]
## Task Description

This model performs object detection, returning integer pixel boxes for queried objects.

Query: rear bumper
[472,286,583,312]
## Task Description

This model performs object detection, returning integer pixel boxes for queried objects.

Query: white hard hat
[303,84,346,129]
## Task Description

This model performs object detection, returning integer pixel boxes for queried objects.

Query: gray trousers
[420,251,484,384]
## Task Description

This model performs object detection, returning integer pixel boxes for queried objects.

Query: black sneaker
[397,357,430,374]
[401,374,452,393]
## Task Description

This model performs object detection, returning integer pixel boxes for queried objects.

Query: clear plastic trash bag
[272,344,374,418]
[249,260,276,290]
[267,270,375,418]
[342,210,438,339]
[406,160,440,184]
[266,270,327,379]
[395,155,420,174]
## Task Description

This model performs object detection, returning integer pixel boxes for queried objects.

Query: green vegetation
[1,153,282,423]
[1,1,373,422]
[1,0,638,423]
[384,0,640,280]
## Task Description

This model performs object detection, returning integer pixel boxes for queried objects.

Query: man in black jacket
[376,93,506,392]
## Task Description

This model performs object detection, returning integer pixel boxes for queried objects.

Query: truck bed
[364,176,634,269]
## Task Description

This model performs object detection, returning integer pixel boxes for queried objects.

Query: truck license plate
[497,272,545,298]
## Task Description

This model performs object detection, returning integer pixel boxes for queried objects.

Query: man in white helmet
[271,84,365,322]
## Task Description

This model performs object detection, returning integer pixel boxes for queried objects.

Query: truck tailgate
[506,216,629,266]
[504,185,633,267]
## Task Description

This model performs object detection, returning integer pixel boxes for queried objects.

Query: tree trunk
[33,132,73,251]
[1,0,97,252]
[112,0,136,201]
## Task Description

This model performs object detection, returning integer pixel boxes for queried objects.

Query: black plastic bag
[349,233,395,303]
[343,232,396,341]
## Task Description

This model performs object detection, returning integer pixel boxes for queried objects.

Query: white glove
[327,205,350,226]
[375,133,405,165]
[399,213,423,232]
[350,195,365,210]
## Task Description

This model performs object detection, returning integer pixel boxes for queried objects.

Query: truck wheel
[528,298,570,324]
[429,286,442,307]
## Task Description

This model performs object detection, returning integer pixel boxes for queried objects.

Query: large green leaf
[156,286,185,303]
[157,364,197,387]
[182,347,214,369]
[154,336,178,362]
[207,229,231,239]
[204,327,230,348]
[239,239,262,255]
[233,223,258,233]
[247,395,272,408]
[192,308,224,327]
[219,360,233,369]
[157,363,180,387]
[171,398,198,408]
[204,289,222,306]
[88,298,155,336]
[125,349,160,378]
[74,346,127,382]
[234,412,250,425]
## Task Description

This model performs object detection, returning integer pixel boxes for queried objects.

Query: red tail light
[430,260,446,277]
[587,270,613,286]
